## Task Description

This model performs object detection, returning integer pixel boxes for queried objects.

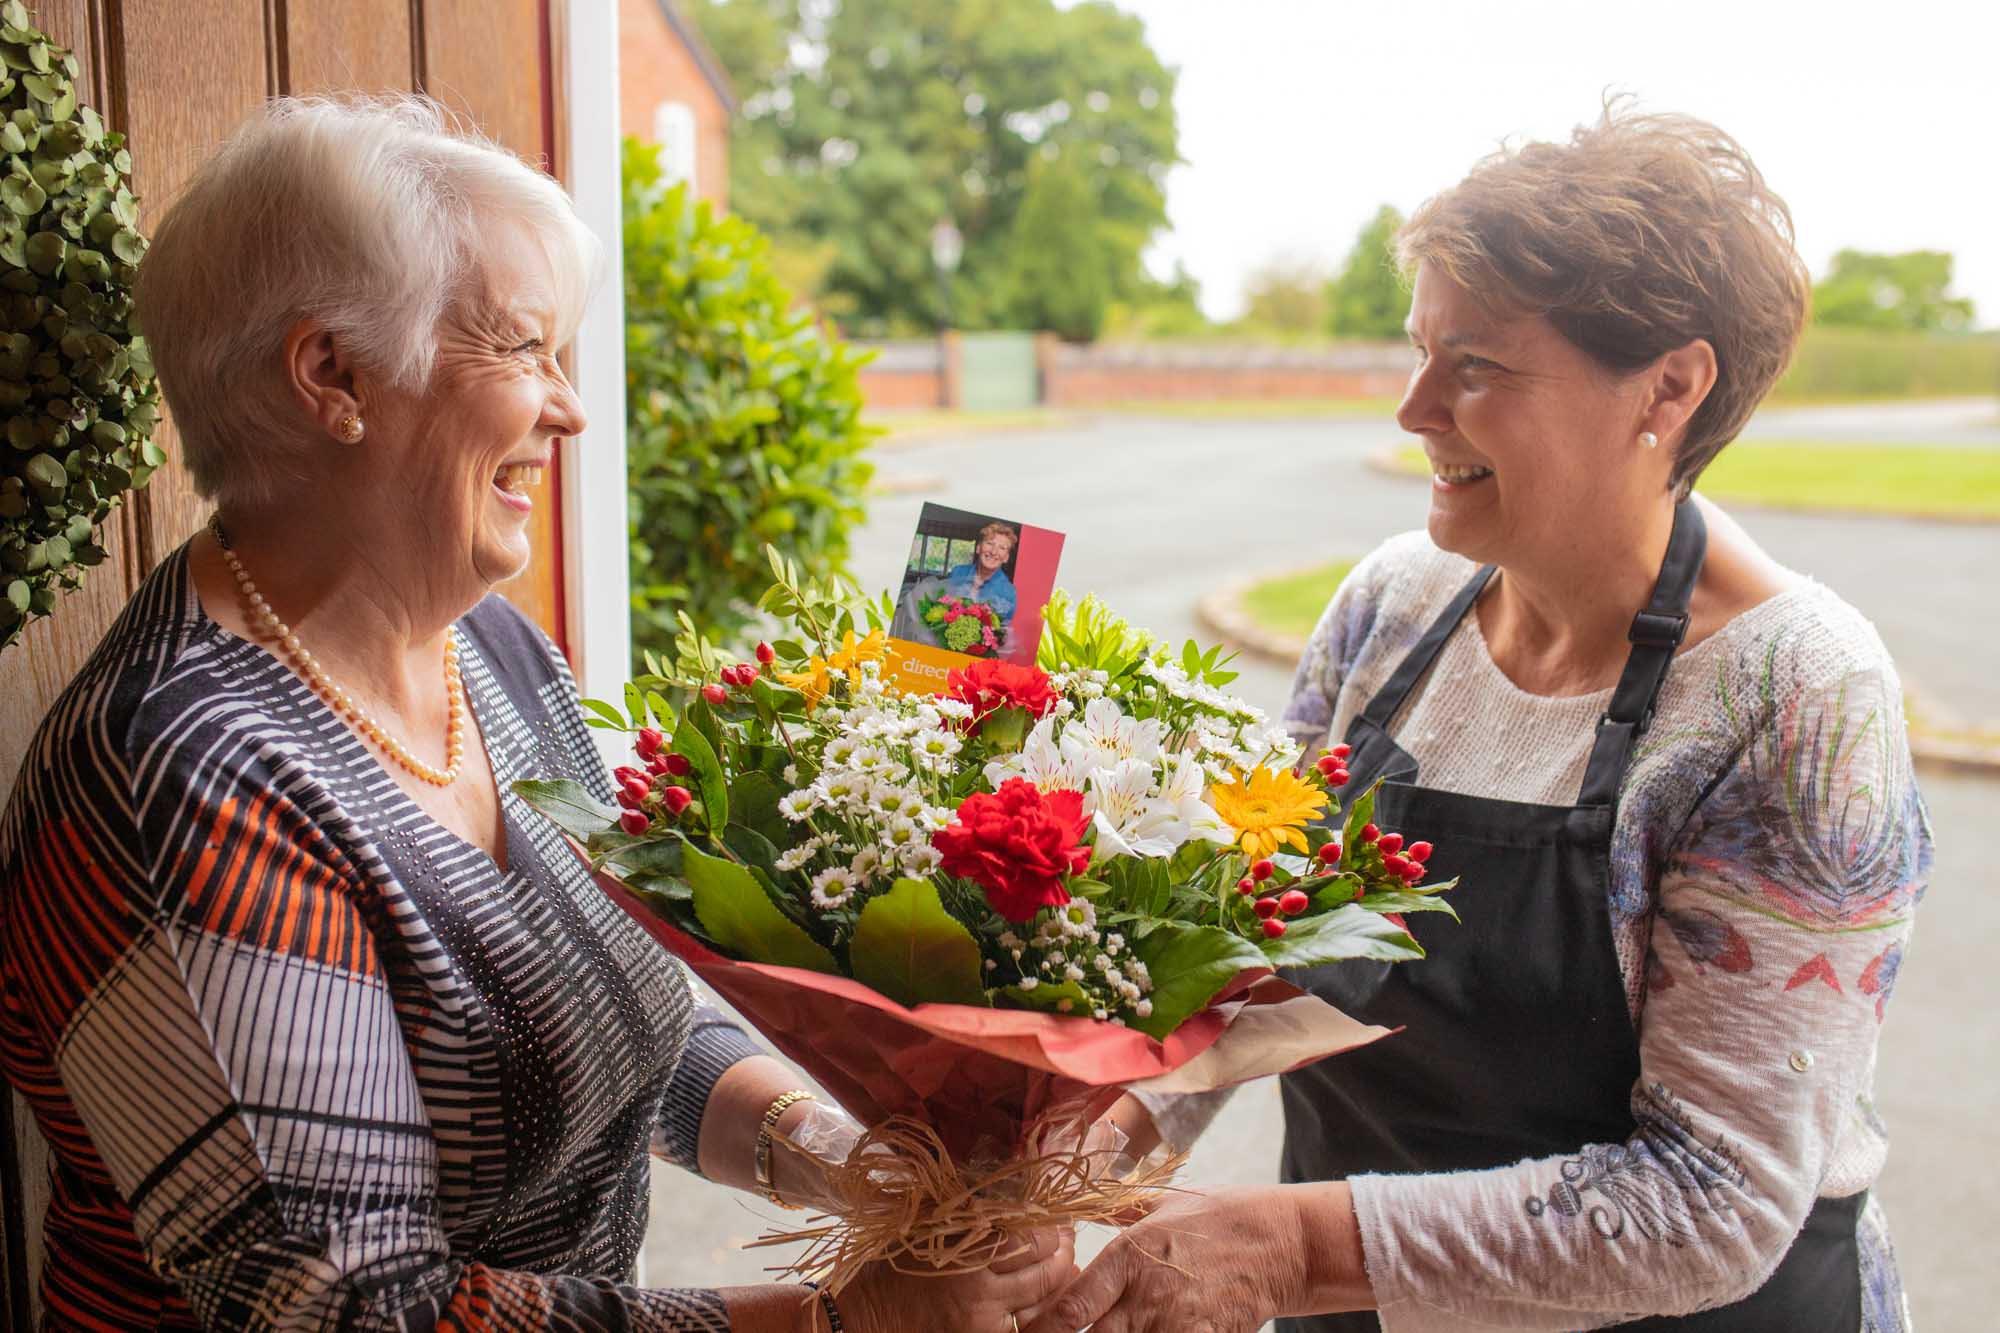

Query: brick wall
[1042,341,1409,405]
[619,0,731,210]
[856,337,952,410]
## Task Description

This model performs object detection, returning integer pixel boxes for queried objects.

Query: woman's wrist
[1285,1182,1374,1316]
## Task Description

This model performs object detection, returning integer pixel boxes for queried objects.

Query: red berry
[1261,917,1288,939]
[1331,744,1352,761]
[1250,859,1274,882]
[614,786,641,810]
[1278,889,1310,915]
[1253,896,1280,919]
[735,664,757,687]
[635,726,664,757]
[645,753,671,774]
[701,683,728,706]
[621,776,652,806]
[1376,832,1404,855]
[1236,877,1257,896]
[1382,853,1410,877]
[1407,841,1433,863]
[660,785,694,815]
[613,765,646,787]
[661,752,692,777]
[755,641,776,664]
[618,809,651,836]
[1328,767,1350,787]
[1315,754,1341,777]
[1402,860,1426,882]
[1316,842,1343,865]
[1359,823,1379,843]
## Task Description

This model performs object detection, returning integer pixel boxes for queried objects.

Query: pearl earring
[1639,431,1658,450]
[338,414,365,443]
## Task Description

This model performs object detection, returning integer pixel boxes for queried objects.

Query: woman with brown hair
[1034,105,1928,1332]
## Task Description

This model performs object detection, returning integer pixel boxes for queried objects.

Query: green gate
[958,331,1039,410]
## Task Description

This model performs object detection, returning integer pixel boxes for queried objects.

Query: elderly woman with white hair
[0,99,1071,1332]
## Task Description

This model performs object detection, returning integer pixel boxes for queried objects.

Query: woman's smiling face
[975,531,1013,573]
[373,222,587,590]
[1397,262,1665,572]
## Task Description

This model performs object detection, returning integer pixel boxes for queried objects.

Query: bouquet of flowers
[516,553,1456,1287]
[918,588,1004,655]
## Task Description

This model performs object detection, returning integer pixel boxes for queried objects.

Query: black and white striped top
[0,544,759,1330]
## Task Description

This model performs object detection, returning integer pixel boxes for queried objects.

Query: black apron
[1277,503,1863,1331]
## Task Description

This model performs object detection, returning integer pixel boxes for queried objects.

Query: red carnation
[944,659,1062,732]
[932,777,1091,922]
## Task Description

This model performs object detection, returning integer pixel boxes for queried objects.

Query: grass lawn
[1239,559,1359,644]
[1390,440,2000,520]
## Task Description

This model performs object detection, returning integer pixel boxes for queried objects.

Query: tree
[1238,257,1329,337]
[691,0,1180,335]
[1811,249,1976,333]
[1001,151,1113,340]
[1325,205,1410,339]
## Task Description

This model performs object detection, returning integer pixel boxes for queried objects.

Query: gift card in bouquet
[883,501,1064,696]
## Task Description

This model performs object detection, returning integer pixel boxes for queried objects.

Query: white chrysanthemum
[818,773,862,805]
[775,843,819,873]
[810,866,860,909]
[898,843,943,876]
[782,763,800,785]
[849,846,883,883]
[933,696,974,720]
[777,789,817,822]
[1055,898,1098,940]
[823,735,861,767]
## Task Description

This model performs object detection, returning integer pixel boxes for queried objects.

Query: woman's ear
[283,318,362,440]
[1643,338,1719,448]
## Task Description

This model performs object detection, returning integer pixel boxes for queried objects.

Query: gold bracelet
[755,1089,817,1209]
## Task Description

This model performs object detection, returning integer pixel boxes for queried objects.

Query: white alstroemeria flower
[1073,697,1163,767]
[982,717,1091,794]
[1159,754,1236,845]
[1083,758,1182,861]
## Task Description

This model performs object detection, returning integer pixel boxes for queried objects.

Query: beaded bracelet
[755,1089,817,1209]
[804,1280,844,1331]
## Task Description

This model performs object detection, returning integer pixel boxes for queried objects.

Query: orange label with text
[882,638,976,697]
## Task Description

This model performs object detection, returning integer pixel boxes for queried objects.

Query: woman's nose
[545,372,588,439]
[1395,364,1449,437]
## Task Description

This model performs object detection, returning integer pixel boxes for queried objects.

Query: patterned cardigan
[1,547,760,1330]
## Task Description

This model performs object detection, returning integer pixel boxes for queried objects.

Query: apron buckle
[1628,609,1689,648]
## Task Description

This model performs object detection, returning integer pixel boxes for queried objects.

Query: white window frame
[553,0,634,774]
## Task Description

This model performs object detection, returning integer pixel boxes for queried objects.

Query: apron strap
[1576,502,1709,807]
[1356,562,1498,732]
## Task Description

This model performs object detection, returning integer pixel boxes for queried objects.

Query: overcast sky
[1099,0,1998,328]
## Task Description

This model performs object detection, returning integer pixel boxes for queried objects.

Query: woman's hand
[841,1228,1078,1333]
[1022,1185,1370,1333]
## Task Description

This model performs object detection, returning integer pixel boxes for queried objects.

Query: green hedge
[1771,327,2000,401]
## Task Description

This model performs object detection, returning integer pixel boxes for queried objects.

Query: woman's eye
[1458,355,1497,373]
[514,338,544,356]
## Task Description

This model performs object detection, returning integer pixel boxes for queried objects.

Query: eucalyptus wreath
[0,0,159,649]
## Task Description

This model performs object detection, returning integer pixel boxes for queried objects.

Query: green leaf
[998,978,1091,1016]
[849,877,988,1007]
[509,778,618,843]
[1127,922,1268,1040]
[1260,905,1425,968]
[728,768,787,845]
[1342,778,1383,851]
[682,841,835,972]
[1354,888,1459,919]
[580,696,628,729]
[670,717,728,830]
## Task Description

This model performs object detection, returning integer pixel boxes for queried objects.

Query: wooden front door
[1,3,573,1322]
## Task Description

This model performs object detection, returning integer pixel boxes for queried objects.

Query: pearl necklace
[211,516,467,787]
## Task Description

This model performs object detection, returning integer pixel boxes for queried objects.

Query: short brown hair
[1397,101,1810,495]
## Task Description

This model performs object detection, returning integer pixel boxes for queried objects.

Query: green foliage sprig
[0,0,159,648]
[622,137,875,664]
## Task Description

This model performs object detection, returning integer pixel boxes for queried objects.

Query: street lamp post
[930,218,963,332]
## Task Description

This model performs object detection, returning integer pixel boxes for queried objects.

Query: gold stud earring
[338,415,365,443]
[1639,431,1658,450]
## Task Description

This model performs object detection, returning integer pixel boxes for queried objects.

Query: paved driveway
[642,403,1997,1330]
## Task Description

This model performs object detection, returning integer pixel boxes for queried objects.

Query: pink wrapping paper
[594,868,1394,1161]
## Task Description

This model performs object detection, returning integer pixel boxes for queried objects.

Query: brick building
[620,0,735,209]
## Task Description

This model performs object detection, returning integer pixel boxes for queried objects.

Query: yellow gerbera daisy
[1209,765,1328,861]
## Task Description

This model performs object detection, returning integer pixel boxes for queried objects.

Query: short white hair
[136,95,602,506]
